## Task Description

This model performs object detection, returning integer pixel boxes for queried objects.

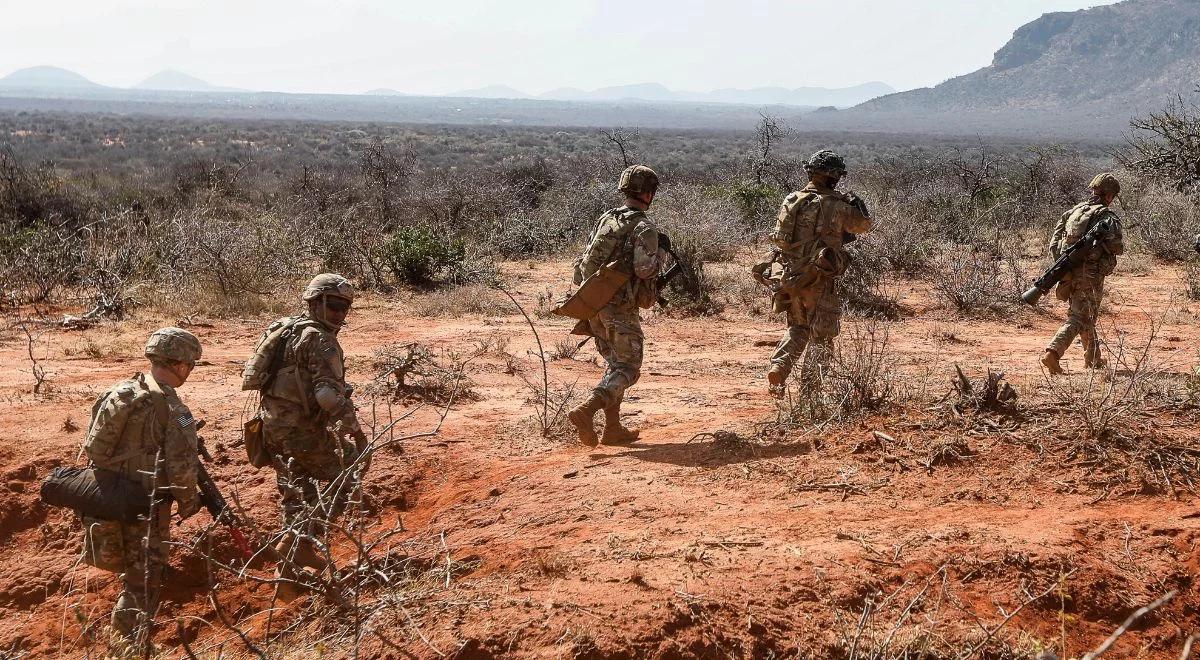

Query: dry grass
[410,284,507,317]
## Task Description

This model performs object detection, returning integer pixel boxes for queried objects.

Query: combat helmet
[804,150,848,179]
[144,327,202,364]
[618,165,660,196]
[1088,172,1120,198]
[302,273,355,304]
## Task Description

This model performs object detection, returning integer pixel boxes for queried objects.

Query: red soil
[0,260,1197,658]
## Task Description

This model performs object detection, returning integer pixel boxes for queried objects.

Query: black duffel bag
[40,466,152,523]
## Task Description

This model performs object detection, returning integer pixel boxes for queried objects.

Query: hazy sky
[1,0,1117,95]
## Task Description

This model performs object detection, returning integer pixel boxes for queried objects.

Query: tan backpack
[241,317,311,392]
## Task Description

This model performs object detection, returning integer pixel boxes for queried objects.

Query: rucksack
[241,317,307,392]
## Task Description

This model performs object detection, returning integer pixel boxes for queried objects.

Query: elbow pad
[314,384,344,412]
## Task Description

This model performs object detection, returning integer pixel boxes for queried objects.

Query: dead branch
[1081,590,1177,659]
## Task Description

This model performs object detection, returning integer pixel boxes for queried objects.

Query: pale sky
[0,0,1118,95]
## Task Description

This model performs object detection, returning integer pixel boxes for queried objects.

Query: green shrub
[383,227,465,285]
[381,226,495,287]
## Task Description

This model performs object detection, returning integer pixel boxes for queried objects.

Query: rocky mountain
[844,0,1200,134]
[0,66,103,89]
[134,69,242,93]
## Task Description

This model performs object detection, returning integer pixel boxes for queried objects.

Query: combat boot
[1041,349,1064,376]
[110,591,142,642]
[767,364,789,397]
[601,404,639,445]
[567,391,605,447]
[274,534,328,571]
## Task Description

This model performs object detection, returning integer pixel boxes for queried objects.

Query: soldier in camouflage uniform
[1041,173,1124,374]
[764,150,873,395]
[566,165,667,447]
[81,328,203,645]
[257,274,364,589]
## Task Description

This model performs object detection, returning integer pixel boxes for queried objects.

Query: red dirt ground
[0,259,1198,658]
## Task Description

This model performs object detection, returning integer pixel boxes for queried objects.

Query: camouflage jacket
[1050,200,1124,277]
[260,314,354,432]
[770,182,873,275]
[573,206,663,309]
[83,372,201,517]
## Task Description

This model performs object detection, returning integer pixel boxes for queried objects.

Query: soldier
[764,150,873,395]
[1041,173,1124,374]
[80,327,203,647]
[256,274,364,592]
[565,165,667,446]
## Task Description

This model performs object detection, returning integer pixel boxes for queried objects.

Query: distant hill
[0,66,103,89]
[840,0,1200,134]
[446,85,530,99]
[134,69,242,93]
[364,88,409,96]
[534,81,892,107]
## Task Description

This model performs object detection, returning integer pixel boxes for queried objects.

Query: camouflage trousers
[264,422,360,535]
[587,303,644,407]
[770,277,841,380]
[82,504,171,640]
[1047,276,1104,364]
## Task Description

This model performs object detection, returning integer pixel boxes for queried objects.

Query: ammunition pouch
[243,416,270,469]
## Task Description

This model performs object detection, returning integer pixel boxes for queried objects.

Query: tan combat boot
[567,392,605,447]
[274,533,328,571]
[601,404,639,445]
[1082,337,1106,370]
[1041,349,1064,376]
[767,364,788,397]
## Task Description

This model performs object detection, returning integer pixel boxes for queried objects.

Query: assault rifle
[843,192,869,244]
[655,232,684,306]
[195,430,254,561]
[1021,216,1116,305]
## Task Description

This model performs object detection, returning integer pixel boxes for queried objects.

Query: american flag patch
[176,412,194,429]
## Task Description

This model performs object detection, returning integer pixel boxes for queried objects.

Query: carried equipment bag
[551,264,631,321]
[40,466,151,523]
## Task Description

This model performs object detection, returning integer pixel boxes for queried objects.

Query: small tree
[1118,85,1200,193]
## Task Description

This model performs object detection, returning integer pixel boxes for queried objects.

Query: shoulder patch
[175,411,195,429]
[785,192,799,202]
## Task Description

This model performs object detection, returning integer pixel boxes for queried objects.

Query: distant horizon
[0,65,899,98]
[0,0,1119,96]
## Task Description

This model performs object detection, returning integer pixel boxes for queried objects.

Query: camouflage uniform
[567,166,665,446]
[1045,175,1124,369]
[767,152,873,386]
[81,329,202,640]
[574,207,661,405]
[259,275,361,540]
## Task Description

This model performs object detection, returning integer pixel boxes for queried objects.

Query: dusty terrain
[1,260,1198,658]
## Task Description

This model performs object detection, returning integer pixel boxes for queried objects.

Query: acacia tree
[1118,85,1200,193]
